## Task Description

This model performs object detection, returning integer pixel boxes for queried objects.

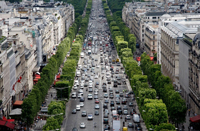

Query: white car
[95,104,100,109]
[88,94,93,100]
[94,91,98,95]
[106,73,111,78]
[80,83,84,89]
[78,93,83,98]
[73,85,78,90]
[95,74,98,79]
[89,80,93,84]
[79,89,83,93]
[80,122,86,128]
[88,83,93,88]
[74,80,79,86]
[96,65,100,68]
[87,114,93,120]
[76,105,80,111]
[80,102,84,107]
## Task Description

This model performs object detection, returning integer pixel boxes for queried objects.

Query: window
[153,17,156,19]
[153,36,155,39]
[153,42,155,45]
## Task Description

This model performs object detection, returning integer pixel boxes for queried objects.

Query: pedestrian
[188,109,191,117]
[190,126,193,131]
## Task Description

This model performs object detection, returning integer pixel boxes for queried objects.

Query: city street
[61,0,139,130]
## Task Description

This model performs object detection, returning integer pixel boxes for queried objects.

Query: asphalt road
[61,0,137,130]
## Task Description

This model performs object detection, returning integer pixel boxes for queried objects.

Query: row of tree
[42,0,92,130]
[43,101,66,130]
[102,1,176,130]
[21,0,91,127]
[140,53,187,126]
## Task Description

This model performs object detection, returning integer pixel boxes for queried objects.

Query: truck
[113,119,120,131]
[112,111,120,131]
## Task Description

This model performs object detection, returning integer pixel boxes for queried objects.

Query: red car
[95,99,99,104]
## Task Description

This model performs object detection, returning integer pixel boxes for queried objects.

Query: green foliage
[43,117,60,131]
[117,41,128,54]
[155,123,175,131]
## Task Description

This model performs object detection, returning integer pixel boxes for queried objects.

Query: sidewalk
[126,77,148,131]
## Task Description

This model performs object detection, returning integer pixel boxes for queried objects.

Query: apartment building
[144,24,160,58]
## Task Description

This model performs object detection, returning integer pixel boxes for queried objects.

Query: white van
[80,52,84,58]
[133,114,140,123]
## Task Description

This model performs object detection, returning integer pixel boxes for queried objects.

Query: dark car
[128,91,134,95]
[109,94,114,99]
[103,82,107,85]
[128,123,134,128]
[96,82,99,85]
[111,106,115,111]
[80,97,85,102]
[117,81,121,85]
[72,127,78,131]
[103,88,107,92]
[116,99,120,105]
[122,98,127,104]
[120,92,123,97]
[115,90,119,94]
[104,124,110,130]
[135,123,142,130]
[130,108,136,115]
[117,106,121,110]
[94,95,98,99]
[118,110,122,115]
[104,99,109,103]
[129,102,133,107]
[95,110,99,115]
[103,103,108,109]
[114,83,118,87]
[72,109,76,114]
[103,118,109,124]
[125,94,130,98]
[110,101,114,107]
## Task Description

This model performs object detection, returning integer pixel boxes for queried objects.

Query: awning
[0,120,6,126]
[190,115,200,123]
[34,79,39,82]
[9,108,22,116]
[136,57,141,61]
[150,57,154,61]
[3,116,15,122]
[5,121,15,129]
[13,101,23,106]
[32,66,40,72]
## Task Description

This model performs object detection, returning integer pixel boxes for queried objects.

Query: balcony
[0,36,6,44]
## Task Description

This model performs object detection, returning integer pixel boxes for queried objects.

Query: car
[129,102,133,107]
[80,97,85,102]
[115,90,119,94]
[94,95,98,99]
[103,88,107,92]
[128,123,134,128]
[123,105,128,110]
[73,85,78,90]
[95,99,99,104]
[94,91,98,95]
[80,102,84,107]
[103,103,108,109]
[116,99,120,105]
[95,74,98,79]
[84,82,88,87]
[95,104,100,109]
[128,91,134,95]
[109,94,114,99]
[114,83,118,87]
[135,123,142,130]
[76,105,80,111]
[125,115,131,120]
[78,89,83,93]
[117,106,122,110]
[72,109,76,114]
[88,114,93,120]
[88,94,93,100]
[123,110,128,115]
[96,82,99,85]
[80,122,86,128]
[104,124,110,130]
[110,101,114,107]
[122,98,127,104]
[111,106,115,111]
[133,114,140,123]
[117,81,121,85]
[104,113,109,118]
[82,111,87,117]
[104,93,108,98]
[125,94,130,98]
[103,118,109,124]
[130,108,136,115]
[95,110,99,115]
[102,84,106,88]
[78,93,83,98]
[89,88,93,92]
[120,92,123,97]
[104,99,109,103]
[72,127,78,131]
[118,110,122,115]
[116,94,120,98]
